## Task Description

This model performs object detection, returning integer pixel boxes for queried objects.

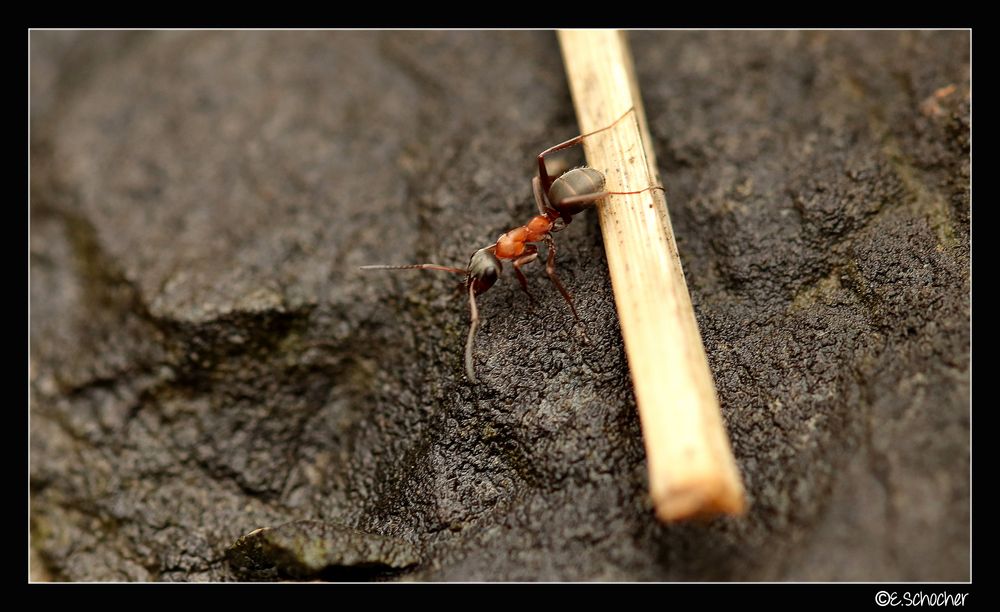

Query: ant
[362,107,664,384]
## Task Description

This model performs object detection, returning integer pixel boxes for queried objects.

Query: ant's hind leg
[532,176,552,216]
[551,184,667,220]
[550,191,608,220]
[536,106,636,193]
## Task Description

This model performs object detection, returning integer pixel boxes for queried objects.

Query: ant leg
[534,175,571,232]
[555,186,667,208]
[542,236,577,322]
[537,106,636,194]
[465,282,480,384]
[542,235,590,343]
[550,191,608,220]
[551,185,666,221]
[532,176,555,217]
[512,245,540,304]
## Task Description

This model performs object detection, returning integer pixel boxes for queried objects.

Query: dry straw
[558,30,746,521]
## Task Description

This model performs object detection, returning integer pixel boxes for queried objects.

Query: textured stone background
[29,31,969,581]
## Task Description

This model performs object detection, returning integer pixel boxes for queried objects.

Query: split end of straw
[652,471,747,523]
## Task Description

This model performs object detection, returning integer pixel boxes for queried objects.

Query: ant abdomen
[548,167,606,216]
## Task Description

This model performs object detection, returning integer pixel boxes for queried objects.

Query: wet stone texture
[29,31,969,581]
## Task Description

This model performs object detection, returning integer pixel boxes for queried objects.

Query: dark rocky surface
[225,520,420,581]
[30,31,969,581]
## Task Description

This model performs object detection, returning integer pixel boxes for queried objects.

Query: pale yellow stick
[558,30,746,521]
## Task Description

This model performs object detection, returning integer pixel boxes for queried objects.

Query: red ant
[362,107,664,384]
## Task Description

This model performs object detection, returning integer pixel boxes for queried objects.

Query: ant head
[468,248,502,295]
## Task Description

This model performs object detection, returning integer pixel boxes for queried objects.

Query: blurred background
[29,30,969,581]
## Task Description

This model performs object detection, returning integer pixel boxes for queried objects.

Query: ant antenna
[360,264,468,275]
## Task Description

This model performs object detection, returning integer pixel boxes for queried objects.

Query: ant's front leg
[512,245,540,304]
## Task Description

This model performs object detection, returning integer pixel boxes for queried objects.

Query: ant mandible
[362,106,664,384]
